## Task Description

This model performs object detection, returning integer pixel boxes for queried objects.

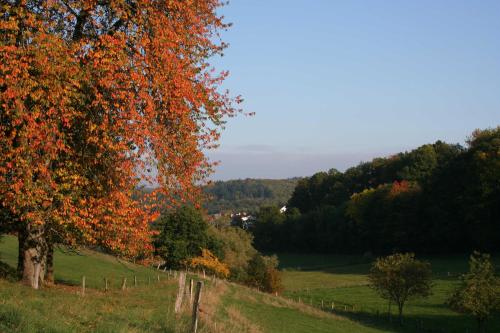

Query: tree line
[252,128,499,254]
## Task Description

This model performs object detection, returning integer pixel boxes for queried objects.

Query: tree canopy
[369,253,432,325]
[1,0,239,288]
[154,205,216,269]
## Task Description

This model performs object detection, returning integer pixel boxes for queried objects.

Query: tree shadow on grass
[326,307,500,333]
[0,259,82,288]
[54,278,79,287]
[0,261,17,282]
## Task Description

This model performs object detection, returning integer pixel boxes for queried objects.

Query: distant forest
[203,178,300,214]
[251,127,500,255]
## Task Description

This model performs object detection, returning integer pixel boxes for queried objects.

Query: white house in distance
[230,212,256,230]
[280,206,287,214]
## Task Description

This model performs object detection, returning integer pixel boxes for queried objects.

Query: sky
[207,0,500,180]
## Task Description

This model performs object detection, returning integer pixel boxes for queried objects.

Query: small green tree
[448,252,500,333]
[154,206,212,269]
[369,253,432,325]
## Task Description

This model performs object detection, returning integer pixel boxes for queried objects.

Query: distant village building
[231,212,256,230]
[279,205,287,213]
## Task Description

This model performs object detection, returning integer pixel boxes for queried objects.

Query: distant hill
[203,178,300,214]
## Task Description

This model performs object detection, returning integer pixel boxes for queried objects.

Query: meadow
[0,236,385,333]
[1,235,499,333]
[279,253,500,333]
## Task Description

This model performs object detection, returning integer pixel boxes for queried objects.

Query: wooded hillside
[203,178,300,214]
[251,127,500,254]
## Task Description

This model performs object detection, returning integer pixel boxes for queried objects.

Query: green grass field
[0,235,197,332]
[0,236,389,333]
[0,235,157,289]
[1,236,499,332]
[279,253,500,333]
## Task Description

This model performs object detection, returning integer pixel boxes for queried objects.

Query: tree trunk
[20,223,47,289]
[17,228,26,277]
[397,303,404,326]
[388,300,392,323]
[477,318,484,333]
[45,241,54,284]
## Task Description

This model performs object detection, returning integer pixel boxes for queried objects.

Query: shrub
[208,226,256,281]
[448,252,500,333]
[189,248,230,278]
[246,254,283,293]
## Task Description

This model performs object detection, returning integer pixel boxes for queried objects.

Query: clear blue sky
[208,0,500,180]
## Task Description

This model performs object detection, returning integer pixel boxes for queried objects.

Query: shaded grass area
[279,253,500,333]
[278,253,369,271]
[0,235,158,289]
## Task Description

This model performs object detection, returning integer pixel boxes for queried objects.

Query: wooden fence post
[157,274,160,282]
[189,279,194,304]
[191,281,203,333]
[175,272,186,313]
[104,278,109,292]
[121,277,127,290]
[134,275,137,287]
[82,276,86,296]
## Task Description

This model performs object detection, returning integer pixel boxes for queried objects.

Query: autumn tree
[448,252,500,333]
[369,253,432,325]
[1,1,239,288]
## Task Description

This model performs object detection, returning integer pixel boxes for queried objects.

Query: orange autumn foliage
[190,248,229,278]
[0,1,240,258]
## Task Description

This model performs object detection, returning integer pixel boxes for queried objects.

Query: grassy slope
[1,236,386,333]
[0,236,195,333]
[217,283,385,333]
[0,279,185,333]
[3,236,499,333]
[279,253,500,333]
[0,235,156,289]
